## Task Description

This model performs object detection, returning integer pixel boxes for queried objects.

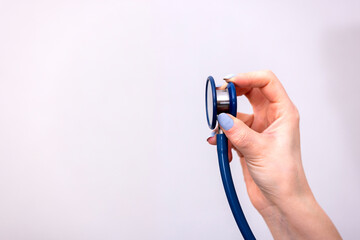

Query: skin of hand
[207,70,341,239]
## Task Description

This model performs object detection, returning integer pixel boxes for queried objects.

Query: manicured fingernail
[206,131,216,141]
[223,74,236,81]
[208,131,216,138]
[218,113,234,130]
[216,83,228,90]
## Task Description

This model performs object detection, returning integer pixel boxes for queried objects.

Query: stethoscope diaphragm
[205,76,237,130]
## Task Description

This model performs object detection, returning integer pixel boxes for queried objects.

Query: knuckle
[263,69,275,77]
[260,69,278,85]
[289,105,300,122]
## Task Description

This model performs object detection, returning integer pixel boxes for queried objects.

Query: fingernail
[216,83,228,90]
[208,131,216,138]
[223,73,236,81]
[218,113,234,130]
[207,131,216,141]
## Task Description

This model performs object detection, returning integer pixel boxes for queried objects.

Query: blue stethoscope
[205,76,256,240]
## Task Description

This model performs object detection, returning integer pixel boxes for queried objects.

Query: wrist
[259,193,341,239]
[259,194,316,239]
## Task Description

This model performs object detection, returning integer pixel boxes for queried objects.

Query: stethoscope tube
[217,132,256,240]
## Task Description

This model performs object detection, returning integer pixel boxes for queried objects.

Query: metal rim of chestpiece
[205,76,237,130]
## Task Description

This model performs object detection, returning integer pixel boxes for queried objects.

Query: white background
[0,0,359,239]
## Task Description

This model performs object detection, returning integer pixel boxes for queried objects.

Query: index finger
[225,70,291,104]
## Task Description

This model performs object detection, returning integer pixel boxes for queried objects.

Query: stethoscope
[205,76,256,240]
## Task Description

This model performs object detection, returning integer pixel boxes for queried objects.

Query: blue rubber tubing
[217,133,256,240]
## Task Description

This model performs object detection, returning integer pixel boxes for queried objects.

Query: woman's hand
[207,70,341,239]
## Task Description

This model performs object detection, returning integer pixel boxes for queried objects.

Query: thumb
[217,113,261,156]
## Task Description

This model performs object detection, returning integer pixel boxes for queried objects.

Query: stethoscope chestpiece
[205,76,237,130]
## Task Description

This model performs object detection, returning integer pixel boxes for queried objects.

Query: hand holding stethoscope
[206,70,341,239]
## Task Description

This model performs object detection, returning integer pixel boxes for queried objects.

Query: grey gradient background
[0,0,359,239]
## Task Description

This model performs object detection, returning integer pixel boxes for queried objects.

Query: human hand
[207,70,341,239]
